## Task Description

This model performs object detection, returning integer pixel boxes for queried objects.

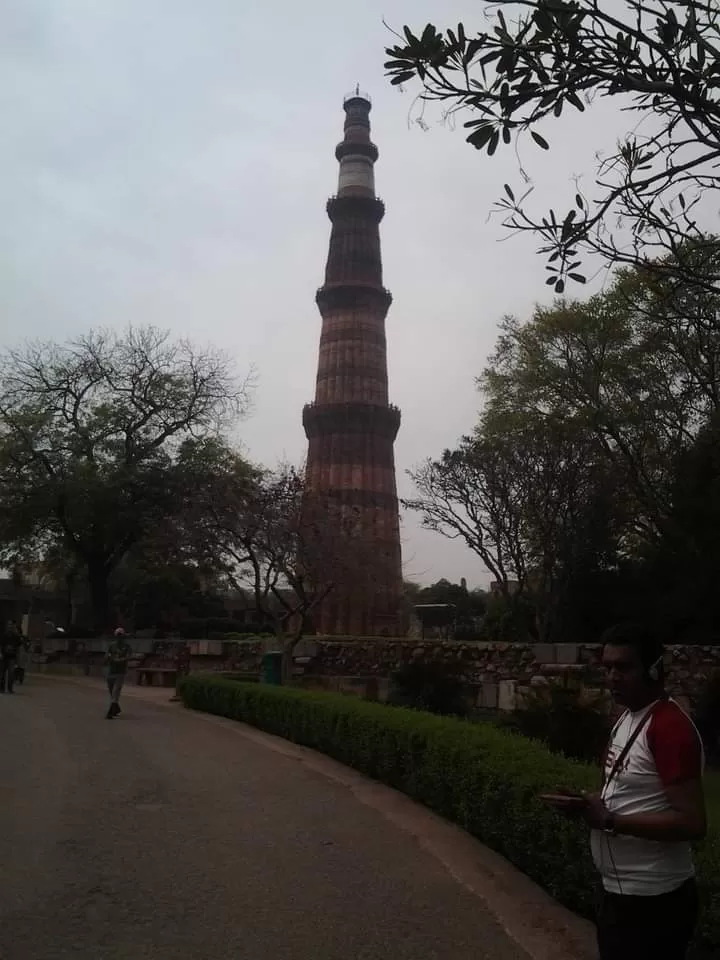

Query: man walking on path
[105,628,132,719]
[545,623,707,960]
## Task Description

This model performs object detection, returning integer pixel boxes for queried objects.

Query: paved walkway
[1,676,594,960]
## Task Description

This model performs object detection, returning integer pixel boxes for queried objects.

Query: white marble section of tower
[335,88,377,199]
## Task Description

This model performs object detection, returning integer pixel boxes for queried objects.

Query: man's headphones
[647,655,663,683]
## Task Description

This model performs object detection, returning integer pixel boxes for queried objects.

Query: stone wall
[224,637,720,712]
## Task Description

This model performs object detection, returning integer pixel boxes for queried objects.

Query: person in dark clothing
[0,632,22,693]
[14,639,29,685]
[105,628,132,719]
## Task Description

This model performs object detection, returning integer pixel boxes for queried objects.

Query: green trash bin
[261,651,283,685]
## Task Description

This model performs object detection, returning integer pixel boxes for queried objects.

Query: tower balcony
[335,140,378,163]
[303,401,401,441]
[326,195,385,223]
[316,283,392,313]
[316,488,400,513]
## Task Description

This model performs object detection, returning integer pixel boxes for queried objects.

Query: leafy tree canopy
[0,326,251,631]
[406,249,720,641]
[385,0,720,292]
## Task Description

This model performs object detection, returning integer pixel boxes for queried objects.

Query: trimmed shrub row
[178,675,719,954]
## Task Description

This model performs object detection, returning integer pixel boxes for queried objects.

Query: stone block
[295,639,319,658]
[530,674,550,686]
[498,679,517,712]
[477,682,498,709]
[337,676,371,698]
[562,669,583,691]
[556,644,579,665]
[591,645,605,662]
[579,685,605,707]
[301,676,337,693]
[532,644,556,664]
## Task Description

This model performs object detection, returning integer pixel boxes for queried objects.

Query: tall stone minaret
[303,90,404,637]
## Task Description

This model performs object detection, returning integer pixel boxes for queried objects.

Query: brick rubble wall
[224,638,720,710]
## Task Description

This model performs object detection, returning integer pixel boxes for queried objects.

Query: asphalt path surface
[1,676,529,960]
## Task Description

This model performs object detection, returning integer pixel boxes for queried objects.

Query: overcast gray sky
[2,1,630,587]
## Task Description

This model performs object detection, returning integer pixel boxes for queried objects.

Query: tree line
[0,327,367,672]
[407,245,720,643]
[387,0,720,643]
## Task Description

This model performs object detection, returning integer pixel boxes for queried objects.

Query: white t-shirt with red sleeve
[591,698,704,896]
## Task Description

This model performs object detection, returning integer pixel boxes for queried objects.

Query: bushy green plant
[507,684,611,764]
[694,672,720,767]
[389,660,468,716]
[178,676,719,954]
[480,594,535,642]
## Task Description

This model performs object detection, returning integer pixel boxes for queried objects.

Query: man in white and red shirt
[583,624,706,960]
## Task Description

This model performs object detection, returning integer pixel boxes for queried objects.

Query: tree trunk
[281,631,302,686]
[88,562,111,636]
[64,567,77,630]
[64,567,77,653]
[10,567,24,626]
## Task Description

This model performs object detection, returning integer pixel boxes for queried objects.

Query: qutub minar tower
[303,90,404,636]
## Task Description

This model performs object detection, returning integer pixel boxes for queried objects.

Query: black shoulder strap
[602,701,661,788]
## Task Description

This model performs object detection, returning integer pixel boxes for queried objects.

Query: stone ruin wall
[223,638,720,712]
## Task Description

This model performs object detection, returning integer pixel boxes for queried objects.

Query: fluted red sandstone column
[303,90,404,637]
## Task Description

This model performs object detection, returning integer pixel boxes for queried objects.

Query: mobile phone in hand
[538,792,586,809]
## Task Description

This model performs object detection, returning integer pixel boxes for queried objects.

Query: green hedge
[178,675,719,953]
